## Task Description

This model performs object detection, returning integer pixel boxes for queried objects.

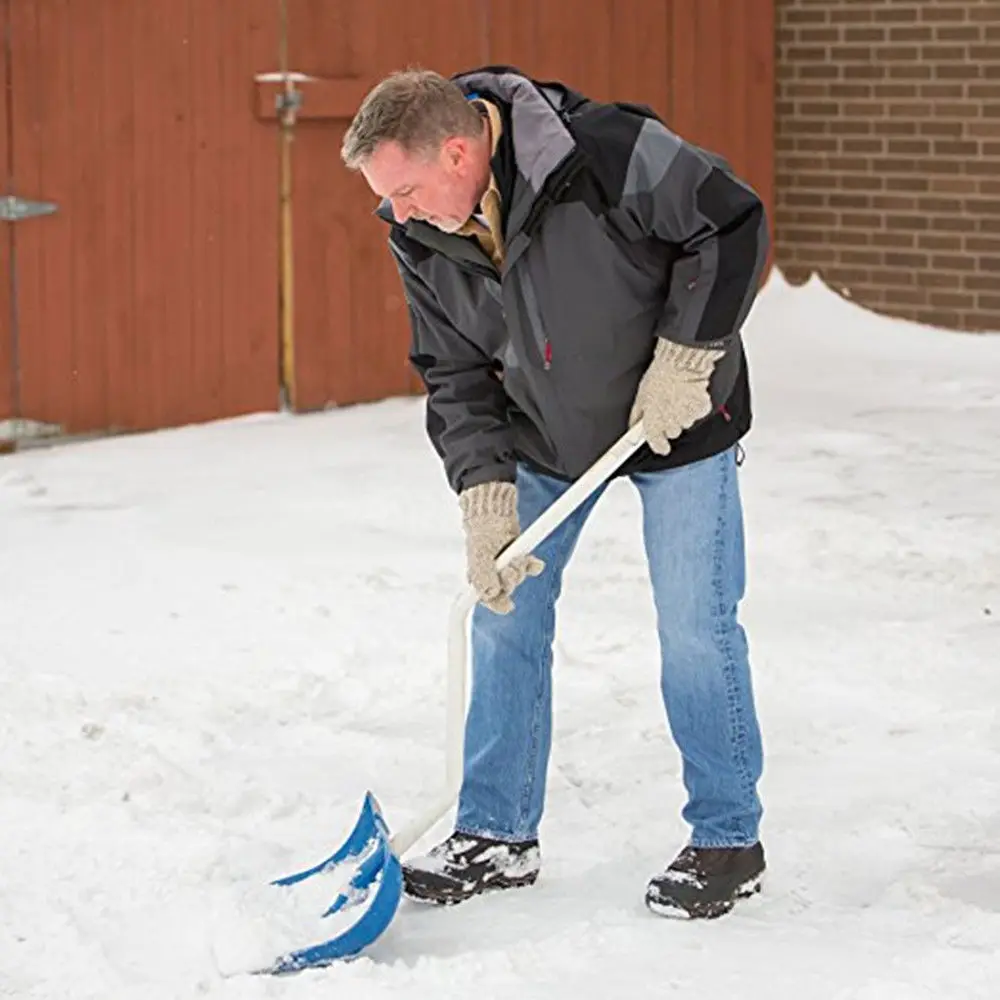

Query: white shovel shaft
[390,421,647,857]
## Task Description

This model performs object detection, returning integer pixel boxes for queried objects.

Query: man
[341,66,768,919]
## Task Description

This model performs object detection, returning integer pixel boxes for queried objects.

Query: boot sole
[645,874,763,920]
[403,870,539,906]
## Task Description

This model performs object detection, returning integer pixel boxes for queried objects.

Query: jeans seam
[711,451,755,831]
[515,518,576,837]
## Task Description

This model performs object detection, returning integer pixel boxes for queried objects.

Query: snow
[2,270,999,999]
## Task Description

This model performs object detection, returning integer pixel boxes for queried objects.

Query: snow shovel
[263,421,648,974]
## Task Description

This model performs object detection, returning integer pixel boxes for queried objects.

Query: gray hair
[340,69,483,169]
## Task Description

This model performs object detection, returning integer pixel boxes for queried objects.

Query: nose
[391,198,413,223]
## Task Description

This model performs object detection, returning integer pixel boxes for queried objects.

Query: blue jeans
[455,446,764,849]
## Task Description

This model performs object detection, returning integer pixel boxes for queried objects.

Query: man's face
[360,137,481,233]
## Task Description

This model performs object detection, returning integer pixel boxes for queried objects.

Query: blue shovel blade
[263,791,403,974]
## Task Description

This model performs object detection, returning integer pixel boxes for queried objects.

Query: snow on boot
[401,831,540,905]
[645,843,765,919]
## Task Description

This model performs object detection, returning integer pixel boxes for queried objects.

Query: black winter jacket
[377,66,769,492]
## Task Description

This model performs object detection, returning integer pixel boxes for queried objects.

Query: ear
[441,135,468,170]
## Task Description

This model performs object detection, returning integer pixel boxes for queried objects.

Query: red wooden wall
[0,0,774,442]
[1,0,280,441]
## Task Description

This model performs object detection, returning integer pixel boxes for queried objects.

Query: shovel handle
[390,421,647,857]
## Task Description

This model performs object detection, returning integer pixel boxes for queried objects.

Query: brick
[830,118,873,134]
[969,6,1000,24]
[876,45,921,61]
[962,274,998,291]
[883,287,930,306]
[929,291,969,309]
[830,192,875,209]
[881,119,919,134]
[921,45,969,61]
[968,198,1000,215]
[842,174,885,191]
[918,196,964,213]
[874,7,920,25]
[786,81,832,98]
[875,83,923,98]
[844,63,887,79]
[935,63,982,79]
[827,229,871,246]
[798,27,842,44]
[832,7,876,24]
[839,248,885,266]
[801,63,842,80]
[919,6,969,23]
[841,212,884,229]
[931,254,976,271]
[885,175,930,192]
[889,25,933,42]
[920,82,966,98]
[788,45,830,62]
[916,157,962,174]
[871,268,917,286]
[932,100,980,117]
[828,155,873,172]
[976,256,1000,273]
[888,63,934,79]
[830,45,876,61]
[970,44,1000,61]
[887,138,931,155]
[929,175,980,194]
[887,213,931,231]
[799,101,843,115]
[786,7,829,25]
[969,83,1000,99]
[871,231,917,248]
[934,139,981,155]
[918,120,966,137]
[845,26,888,43]
[913,308,963,328]
[918,233,964,251]
[936,25,984,41]
[843,137,887,152]
[888,101,932,116]
[965,235,1000,253]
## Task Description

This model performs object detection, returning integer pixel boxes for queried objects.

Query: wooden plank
[0,0,12,428]
[99,0,138,431]
[67,0,110,431]
[9,0,74,434]
[220,0,281,419]
[608,0,671,118]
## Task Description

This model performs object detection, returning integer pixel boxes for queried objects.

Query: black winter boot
[402,831,541,905]
[645,842,765,918]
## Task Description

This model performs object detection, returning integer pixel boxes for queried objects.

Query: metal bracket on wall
[0,196,58,221]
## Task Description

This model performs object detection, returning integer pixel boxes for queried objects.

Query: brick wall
[775,0,1000,332]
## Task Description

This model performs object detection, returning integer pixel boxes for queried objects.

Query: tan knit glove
[458,481,544,614]
[629,339,725,455]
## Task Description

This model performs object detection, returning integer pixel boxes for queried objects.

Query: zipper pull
[544,340,552,369]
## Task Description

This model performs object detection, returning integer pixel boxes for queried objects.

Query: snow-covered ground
[1,272,998,999]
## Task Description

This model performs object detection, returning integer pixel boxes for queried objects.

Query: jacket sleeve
[617,117,770,360]
[390,239,516,494]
